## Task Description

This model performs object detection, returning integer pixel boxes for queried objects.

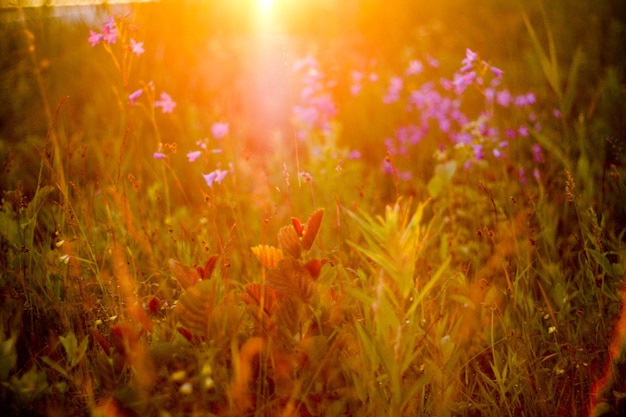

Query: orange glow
[257,0,274,13]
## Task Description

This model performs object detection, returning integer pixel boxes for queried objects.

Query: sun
[257,0,274,14]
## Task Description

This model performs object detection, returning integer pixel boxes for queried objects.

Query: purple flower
[490,66,504,78]
[514,92,536,107]
[518,125,529,137]
[532,144,544,162]
[382,159,394,174]
[383,76,403,104]
[187,151,201,162]
[203,169,228,187]
[348,150,362,160]
[129,88,143,105]
[88,30,103,47]
[451,71,476,94]
[211,122,229,139]
[130,39,144,56]
[553,108,562,118]
[102,16,118,44]
[426,55,440,68]
[155,92,176,114]
[505,128,517,139]
[406,59,424,76]
[461,48,478,72]
[496,89,511,107]
[153,152,167,160]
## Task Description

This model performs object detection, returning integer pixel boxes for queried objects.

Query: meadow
[1,0,625,416]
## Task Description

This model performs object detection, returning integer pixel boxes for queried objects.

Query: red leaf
[197,254,219,279]
[148,296,160,315]
[291,217,304,237]
[302,209,324,250]
[177,327,194,343]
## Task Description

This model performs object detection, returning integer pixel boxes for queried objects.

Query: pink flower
[406,59,424,76]
[348,150,362,160]
[130,39,144,56]
[187,151,201,162]
[532,144,544,162]
[155,92,176,114]
[490,66,504,78]
[211,122,229,139]
[518,125,529,137]
[153,152,167,160]
[496,89,511,107]
[88,30,103,47]
[203,169,228,187]
[102,16,118,44]
[426,55,440,68]
[129,88,143,105]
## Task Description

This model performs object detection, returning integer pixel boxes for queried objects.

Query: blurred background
[1,0,625,191]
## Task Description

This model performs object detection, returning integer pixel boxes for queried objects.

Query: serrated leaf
[267,257,313,301]
[176,280,216,338]
[240,283,280,317]
[197,254,219,279]
[291,217,304,237]
[302,209,324,250]
[169,258,201,290]
[251,245,284,269]
[278,225,301,259]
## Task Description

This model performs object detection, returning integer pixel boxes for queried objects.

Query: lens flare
[257,0,274,13]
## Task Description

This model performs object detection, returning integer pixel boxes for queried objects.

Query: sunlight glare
[257,0,274,14]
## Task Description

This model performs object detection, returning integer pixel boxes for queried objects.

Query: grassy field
[1,1,626,416]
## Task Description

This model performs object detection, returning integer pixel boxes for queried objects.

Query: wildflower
[383,76,403,104]
[426,55,440,68]
[490,66,504,78]
[155,92,176,114]
[518,125,529,137]
[514,92,536,107]
[461,48,478,72]
[496,89,511,107]
[368,72,379,82]
[351,70,364,83]
[153,152,167,159]
[130,39,144,56]
[451,71,475,94]
[187,151,201,162]
[211,122,229,139]
[203,169,228,187]
[128,88,143,105]
[102,16,118,44]
[532,143,544,162]
[348,149,361,160]
[382,158,394,175]
[406,59,424,76]
[553,108,562,118]
[196,138,208,149]
[505,128,516,139]
[88,30,103,47]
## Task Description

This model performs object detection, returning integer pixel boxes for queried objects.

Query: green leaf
[41,356,70,379]
[0,337,17,380]
[427,161,457,198]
